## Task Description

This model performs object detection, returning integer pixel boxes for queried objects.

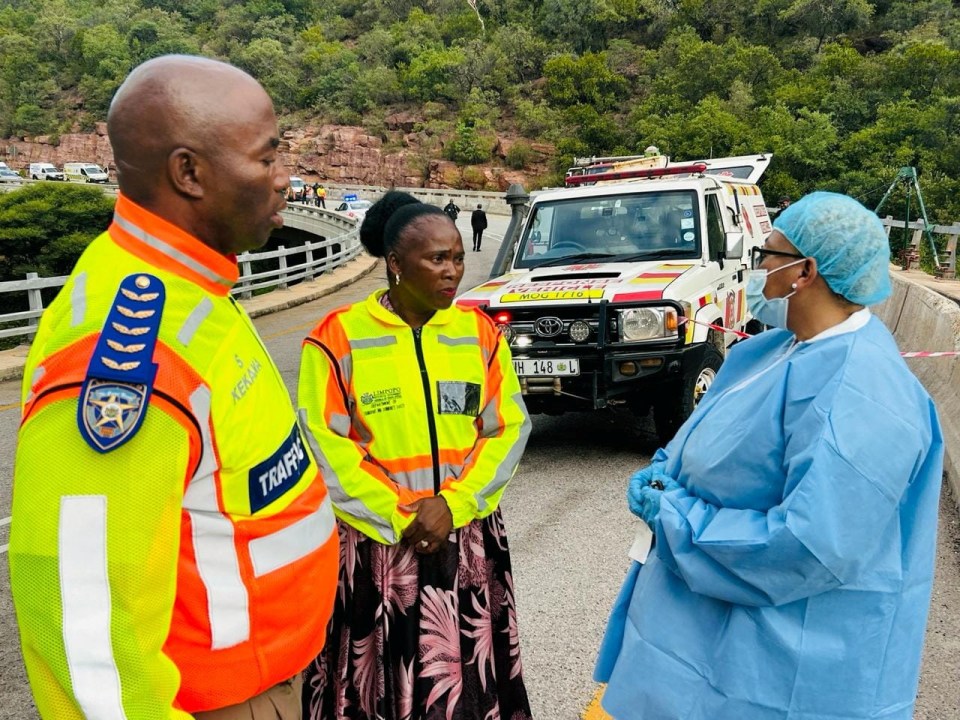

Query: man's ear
[168,147,204,199]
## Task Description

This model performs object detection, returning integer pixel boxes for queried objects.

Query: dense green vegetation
[1,0,959,221]
[0,183,113,283]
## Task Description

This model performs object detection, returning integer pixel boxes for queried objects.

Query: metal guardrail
[0,204,361,341]
[320,184,512,215]
[881,216,960,274]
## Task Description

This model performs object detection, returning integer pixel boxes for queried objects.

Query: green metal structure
[875,167,939,267]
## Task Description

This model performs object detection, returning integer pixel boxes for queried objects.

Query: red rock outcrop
[1,122,555,190]
[2,124,114,173]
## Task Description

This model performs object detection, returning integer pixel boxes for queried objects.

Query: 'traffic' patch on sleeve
[78,273,165,453]
[248,424,309,513]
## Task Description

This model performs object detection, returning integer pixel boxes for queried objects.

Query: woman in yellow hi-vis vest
[298,191,534,720]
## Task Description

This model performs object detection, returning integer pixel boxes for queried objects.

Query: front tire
[653,346,723,443]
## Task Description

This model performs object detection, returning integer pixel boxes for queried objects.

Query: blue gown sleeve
[654,384,937,607]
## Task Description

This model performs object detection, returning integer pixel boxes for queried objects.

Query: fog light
[515,336,532,348]
[569,320,591,342]
[498,324,515,344]
[639,358,663,368]
[619,361,638,376]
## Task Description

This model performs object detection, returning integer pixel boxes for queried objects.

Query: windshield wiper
[531,252,617,269]
[613,249,698,262]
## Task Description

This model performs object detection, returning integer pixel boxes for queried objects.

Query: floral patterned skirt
[302,509,533,720]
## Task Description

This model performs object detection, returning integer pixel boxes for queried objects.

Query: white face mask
[746,259,805,329]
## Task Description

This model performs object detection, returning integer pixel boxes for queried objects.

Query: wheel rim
[693,367,717,406]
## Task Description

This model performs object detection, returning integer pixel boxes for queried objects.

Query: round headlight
[498,324,515,344]
[569,320,591,342]
[621,308,661,341]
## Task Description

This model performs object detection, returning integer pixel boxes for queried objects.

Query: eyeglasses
[750,246,805,270]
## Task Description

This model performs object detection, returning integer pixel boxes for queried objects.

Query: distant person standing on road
[316,183,326,208]
[471,203,488,251]
[443,197,460,222]
[298,190,533,720]
[8,55,339,720]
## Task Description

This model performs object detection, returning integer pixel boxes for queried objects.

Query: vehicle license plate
[513,358,580,376]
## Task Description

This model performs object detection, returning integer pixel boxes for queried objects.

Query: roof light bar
[564,162,708,186]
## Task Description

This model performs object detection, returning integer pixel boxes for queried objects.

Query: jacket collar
[108,193,239,296]
[367,289,457,327]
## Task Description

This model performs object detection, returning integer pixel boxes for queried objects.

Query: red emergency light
[492,311,513,324]
[564,162,708,186]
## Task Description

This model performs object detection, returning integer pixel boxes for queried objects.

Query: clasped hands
[627,463,680,530]
[400,496,453,554]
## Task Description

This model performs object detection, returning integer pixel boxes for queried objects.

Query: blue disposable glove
[627,462,666,513]
[627,463,679,528]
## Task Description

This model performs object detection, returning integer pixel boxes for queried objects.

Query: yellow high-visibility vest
[298,289,531,544]
[10,194,339,718]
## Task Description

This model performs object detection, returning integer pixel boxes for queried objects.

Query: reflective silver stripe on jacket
[437,335,480,347]
[249,496,336,577]
[349,336,398,350]
[299,408,398,543]
[185,386,249,650]
[112,212,233,290]
[473,392,531,512]
[59,495,129,720]
[71,272,87,327]
[177,297,214,347]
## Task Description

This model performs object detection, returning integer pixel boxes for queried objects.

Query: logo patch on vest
[249,424,309,513]
[358,387,404,414]
[78,274,164,453]
[80,379,149,450]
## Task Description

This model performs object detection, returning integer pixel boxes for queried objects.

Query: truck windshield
[515,190,701,269]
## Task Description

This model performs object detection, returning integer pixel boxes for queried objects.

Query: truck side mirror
[724,231,744,259]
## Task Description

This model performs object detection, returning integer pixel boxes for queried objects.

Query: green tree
[444,118,492,164]
[543,52,627,112]
[402,45,466,102]
[0,184,114,285]
[236,37,300,109]
[780,0,874,52]
[489,25,550,85]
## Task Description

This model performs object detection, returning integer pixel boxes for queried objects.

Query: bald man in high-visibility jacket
[9,56,338,719]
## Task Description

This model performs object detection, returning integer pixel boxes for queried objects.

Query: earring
[791,283,798,290]
[395,272,401,285]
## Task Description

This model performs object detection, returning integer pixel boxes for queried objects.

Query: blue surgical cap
[772,191,892,305]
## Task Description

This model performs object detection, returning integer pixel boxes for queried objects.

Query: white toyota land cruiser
[458,154,774,441]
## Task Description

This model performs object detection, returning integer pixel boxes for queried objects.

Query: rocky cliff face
[1,121,555,191]
[2,123,114,174]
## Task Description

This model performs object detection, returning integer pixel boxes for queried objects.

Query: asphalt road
[1,214,958,718]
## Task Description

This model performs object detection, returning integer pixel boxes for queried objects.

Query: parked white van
[64,162,109,184]
[29,163,64,181]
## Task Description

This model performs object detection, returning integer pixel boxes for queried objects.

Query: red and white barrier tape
[679,316,960,357]
[899,351,960,358]
[679,316,751,340]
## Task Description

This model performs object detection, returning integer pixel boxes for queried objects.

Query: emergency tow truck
[458,153,774,441]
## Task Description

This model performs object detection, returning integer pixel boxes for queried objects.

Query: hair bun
[360,191,421,257]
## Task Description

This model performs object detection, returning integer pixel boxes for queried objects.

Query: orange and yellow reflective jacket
[298,289,531,543]
[9,194,339,718]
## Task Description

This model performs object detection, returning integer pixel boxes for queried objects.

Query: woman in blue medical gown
[595,192,944,720]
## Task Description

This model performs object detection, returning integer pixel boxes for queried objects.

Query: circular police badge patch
[361,392,374,404]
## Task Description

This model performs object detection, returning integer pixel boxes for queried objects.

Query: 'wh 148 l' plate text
[513,358,580,376]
